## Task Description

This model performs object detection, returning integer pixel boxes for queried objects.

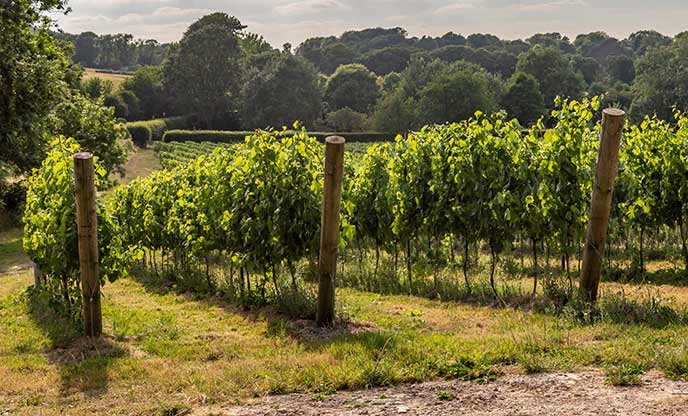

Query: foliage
[241,52,322,129]
[516,46,585,107]
[50,91,128,177]
[22,137,133,317]
[417,66,501,124]
[325,64,380,113]
[127,124,152,147]
[111,129,323,301]
[126,115,194,142]
[631,34,688,121]
[163,13,244,129]
[501,72,546,126]
[163,130,393,144]
[119,66,169,120]
[0,0,70,173]
[324,108,371,132]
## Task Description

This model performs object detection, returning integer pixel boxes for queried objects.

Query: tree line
[54,31,170,71]
[67,17,688,133]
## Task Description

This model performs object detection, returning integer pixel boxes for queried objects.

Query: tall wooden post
[73,152,102,337]
[317,136,345,327]
[579,108,625,302]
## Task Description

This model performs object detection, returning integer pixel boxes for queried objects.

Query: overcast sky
[53,0,688,47]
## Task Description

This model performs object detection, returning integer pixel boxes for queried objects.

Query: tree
[163,13,245,128]
[626,30,672,56]
[50,91,128,177]
[325,108,370,131]
[501,72,546,126]
[0,0,70,173]
[606,55,635,84]
[373,89,416,132]
[360,47,413,75]
[631,34,688,121]
[417,66,500,124]
[240,32,278,72]
[575,32,631,63]
[241,52,322,129]
[572,55,601,85]
[81,78,113,99]
[527,33,576,53]
[121,66,168,119]
[516,46,585,106]
[325,64,379,113]
[73,31,99,66]
[466,33,501,49]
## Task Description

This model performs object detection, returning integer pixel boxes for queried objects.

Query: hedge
[126,115,195,146]
[163,130,396,143]
[126,124,151,147]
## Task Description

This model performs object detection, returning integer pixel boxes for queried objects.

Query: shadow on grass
[129,267,377,342]
[26,289,126,397]
[604,267,688,287]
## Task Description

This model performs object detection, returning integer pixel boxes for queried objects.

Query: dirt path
[198,371,688,416]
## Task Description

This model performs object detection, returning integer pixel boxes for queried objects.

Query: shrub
[126,124,152,147]
[163,129,395,143]
[125,115,195,144]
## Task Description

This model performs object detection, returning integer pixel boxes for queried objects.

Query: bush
[163,129,395,143]
[125,115,195,144]
[126,124,152,147]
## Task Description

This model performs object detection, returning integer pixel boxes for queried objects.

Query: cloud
[55,6,211,41]
[433,1,479,15]
[274,0,351,16]
[510,0,586,13]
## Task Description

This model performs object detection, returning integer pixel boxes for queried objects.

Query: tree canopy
[163,13,245,129]
[325,64,380,114]
[241,52,322,129]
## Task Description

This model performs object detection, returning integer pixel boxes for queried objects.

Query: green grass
[3,227,688,414]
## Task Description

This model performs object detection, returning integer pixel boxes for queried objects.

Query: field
[2,225,688,414]
[82,68,131,88]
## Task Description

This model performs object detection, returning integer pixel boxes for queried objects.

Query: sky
[53,0,688,47]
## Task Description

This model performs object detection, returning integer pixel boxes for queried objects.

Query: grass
[115,147,161,186]
[3,228,688,414]
[82,68,131,88]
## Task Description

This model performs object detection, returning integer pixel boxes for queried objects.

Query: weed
[437,390,453,400]
[605,363,644,386]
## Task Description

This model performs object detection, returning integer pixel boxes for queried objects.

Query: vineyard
[22,97,688,318]
[6,96,688,414]
[153,140,373,170]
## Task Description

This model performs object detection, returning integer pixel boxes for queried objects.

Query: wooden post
[73,152,102,337]
[317,136,345,327]
[579,108,625,302]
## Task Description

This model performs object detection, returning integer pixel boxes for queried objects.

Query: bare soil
[198,371,688,416]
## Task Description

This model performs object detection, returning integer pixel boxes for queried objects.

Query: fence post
[579,108,625,302]
[73,152,102,337]
[317,136,345,327]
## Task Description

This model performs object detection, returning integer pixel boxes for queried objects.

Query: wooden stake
[317,136,345,326]
[579,108,625,302]
[73,152,102,337]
